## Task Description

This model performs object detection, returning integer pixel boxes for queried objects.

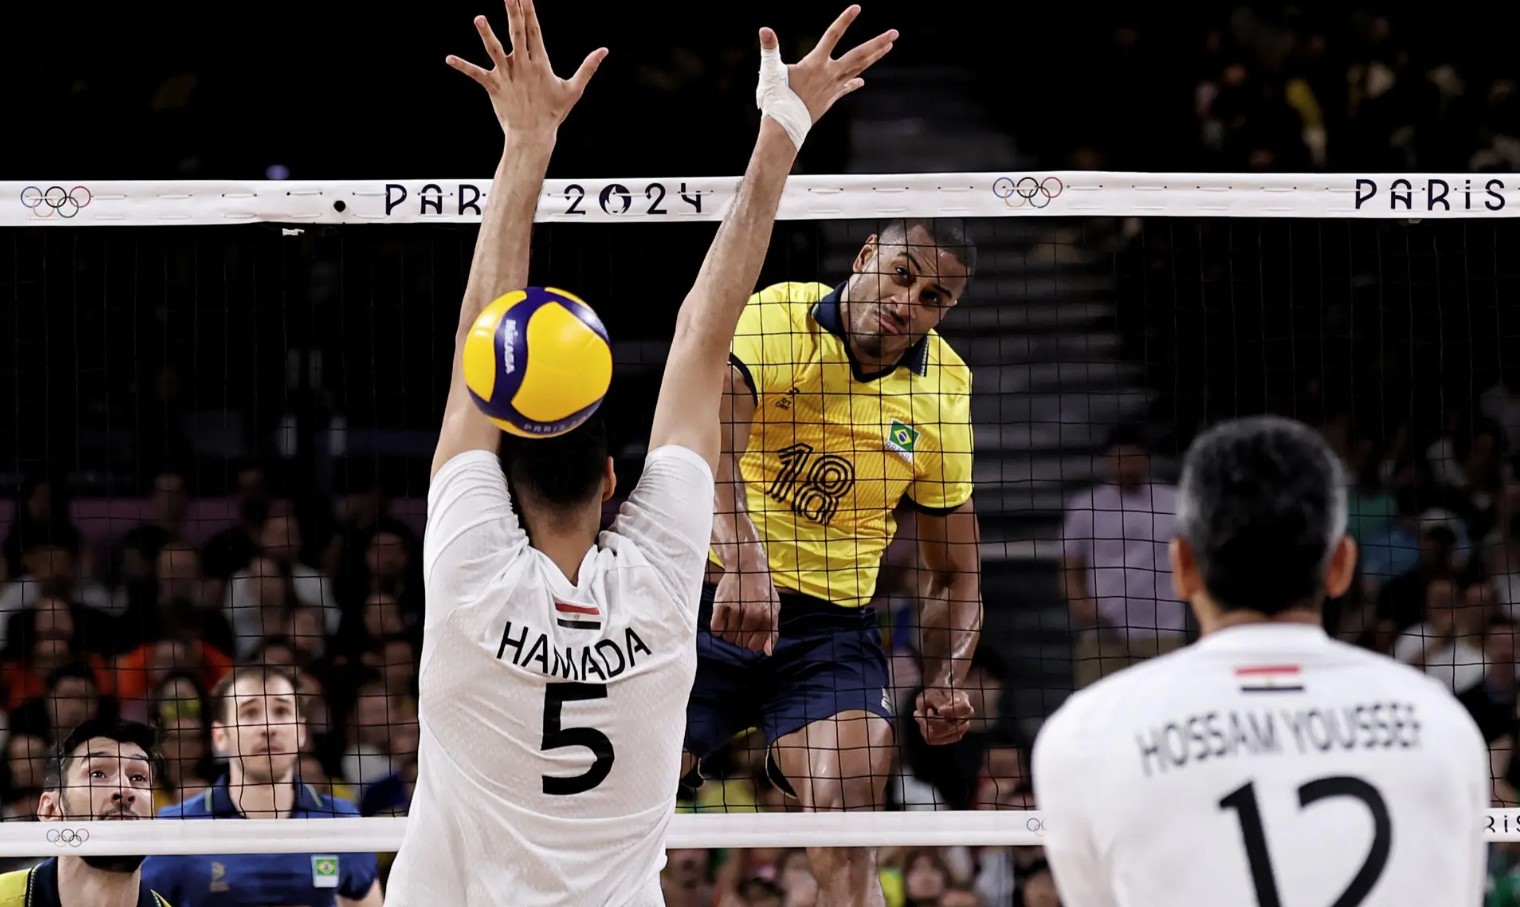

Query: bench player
[382,2,896,905]
[1034,415,1489,906]
[0,718,170,907]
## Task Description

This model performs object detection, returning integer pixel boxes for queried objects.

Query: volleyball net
[2,170,1520,865]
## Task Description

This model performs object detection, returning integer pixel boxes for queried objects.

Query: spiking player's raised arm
[643,6,896,474]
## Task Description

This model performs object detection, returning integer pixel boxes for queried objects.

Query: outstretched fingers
[445,54,492,85]
[475,13,511,68]
[567,47,609,99]
[520,0,548,63]
[836,28,897,77]
[503,0,530,62]
[811,4,862,61]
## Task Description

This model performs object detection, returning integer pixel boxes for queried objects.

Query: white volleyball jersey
[1033,623,1489,907]
[385,445,713,907]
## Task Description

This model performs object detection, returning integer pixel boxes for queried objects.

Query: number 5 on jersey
[541,683,614,795]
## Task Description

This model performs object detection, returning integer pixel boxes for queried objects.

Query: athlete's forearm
[674,117,797,346]
[713,461,768,574]
[712,377,769,574]
[455,130,556,336]
[920,572,982,688]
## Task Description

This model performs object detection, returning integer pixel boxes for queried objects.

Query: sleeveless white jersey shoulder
[385,445,714,907]
[1032,623,1490,907]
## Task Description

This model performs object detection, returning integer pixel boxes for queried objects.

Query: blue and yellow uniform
[0,858,170,906]
[686,281,974,765]
[140,778,378,907]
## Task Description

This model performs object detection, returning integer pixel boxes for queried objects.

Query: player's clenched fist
[915,686,974,746]
[710,564,781,656]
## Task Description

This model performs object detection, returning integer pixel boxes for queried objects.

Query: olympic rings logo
[46,827,90,847]
[1025,817,1046,836]
[992,176,1064,209]
[20,185,92,219]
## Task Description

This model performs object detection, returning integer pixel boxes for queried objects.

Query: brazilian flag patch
[887,420,919,459]
[312,855,339,889]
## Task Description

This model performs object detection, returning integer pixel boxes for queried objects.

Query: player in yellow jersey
[0,717,172,907]
[683,218,984,905]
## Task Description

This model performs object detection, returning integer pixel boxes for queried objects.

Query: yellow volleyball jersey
[0,860,171,906]
[714,280,974,609]
[0,867,26,907]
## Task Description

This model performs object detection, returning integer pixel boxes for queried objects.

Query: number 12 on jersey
[1219,776,1391,907]
[541,683,615,795]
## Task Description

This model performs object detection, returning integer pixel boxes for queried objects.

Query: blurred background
[8,2,1520,905]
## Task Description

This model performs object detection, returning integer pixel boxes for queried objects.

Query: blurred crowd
[0,458,1045,905]
[985,3,1520,174]
[1057,386,1520,906]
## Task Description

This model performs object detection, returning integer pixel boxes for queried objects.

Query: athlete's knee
[797,769,888,812]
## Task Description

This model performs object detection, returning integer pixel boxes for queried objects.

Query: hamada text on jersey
[495,615,653,682]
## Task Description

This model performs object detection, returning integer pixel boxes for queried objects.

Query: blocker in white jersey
[386,1,893,903]
[1033,415,1489,907]
[389,445,711,907]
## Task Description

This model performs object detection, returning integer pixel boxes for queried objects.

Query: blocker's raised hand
[759,5,897,128]
[447,0,608,137]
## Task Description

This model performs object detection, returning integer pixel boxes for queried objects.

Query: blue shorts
[683,583,893,768]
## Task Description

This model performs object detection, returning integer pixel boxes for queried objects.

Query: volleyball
[462,287,613,438]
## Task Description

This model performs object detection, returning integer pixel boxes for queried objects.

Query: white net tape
[0,808,1518,856]
[2,170,1517,856]
[5,172,1519,226]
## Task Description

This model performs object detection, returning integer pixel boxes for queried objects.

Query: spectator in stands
[1482,367,1520,453]
[200,488,269,584]
[1395,577,1486,696]
[110,602,231,722]
[937,887,979,907]
[1361,485,1471,596]
[149,671,218,811]
[1487,519,1520,619]
[1,478,69,580]
[114,469,189,590]
[899,849,953,907]
[661,850,714,907]
[1015,861,1060,907]
[225,555,296,660]
[225,510,338,642]
[8,661,111,744]
[119,541,236,657]
[325,473,420,616]
[1370,518,1461,646]
[141,664,381,905]
[340,675,404,789]
[1,731,47,820]
[358,749,415,818]
[1060,427,1185,688]
[0,522,117,640]
[2,596,112,711]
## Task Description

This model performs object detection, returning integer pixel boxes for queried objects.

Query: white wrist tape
[756,43,810,150]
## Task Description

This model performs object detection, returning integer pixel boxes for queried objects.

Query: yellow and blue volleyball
[462,287,612,438]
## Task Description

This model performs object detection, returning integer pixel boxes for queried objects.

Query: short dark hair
[209,663,302,725]
[877,218,978,277]
[1175,415,1346,615]
[499,410,610,513]
[44,717,159,791]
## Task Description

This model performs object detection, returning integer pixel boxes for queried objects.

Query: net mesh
[2,173,1520,890]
